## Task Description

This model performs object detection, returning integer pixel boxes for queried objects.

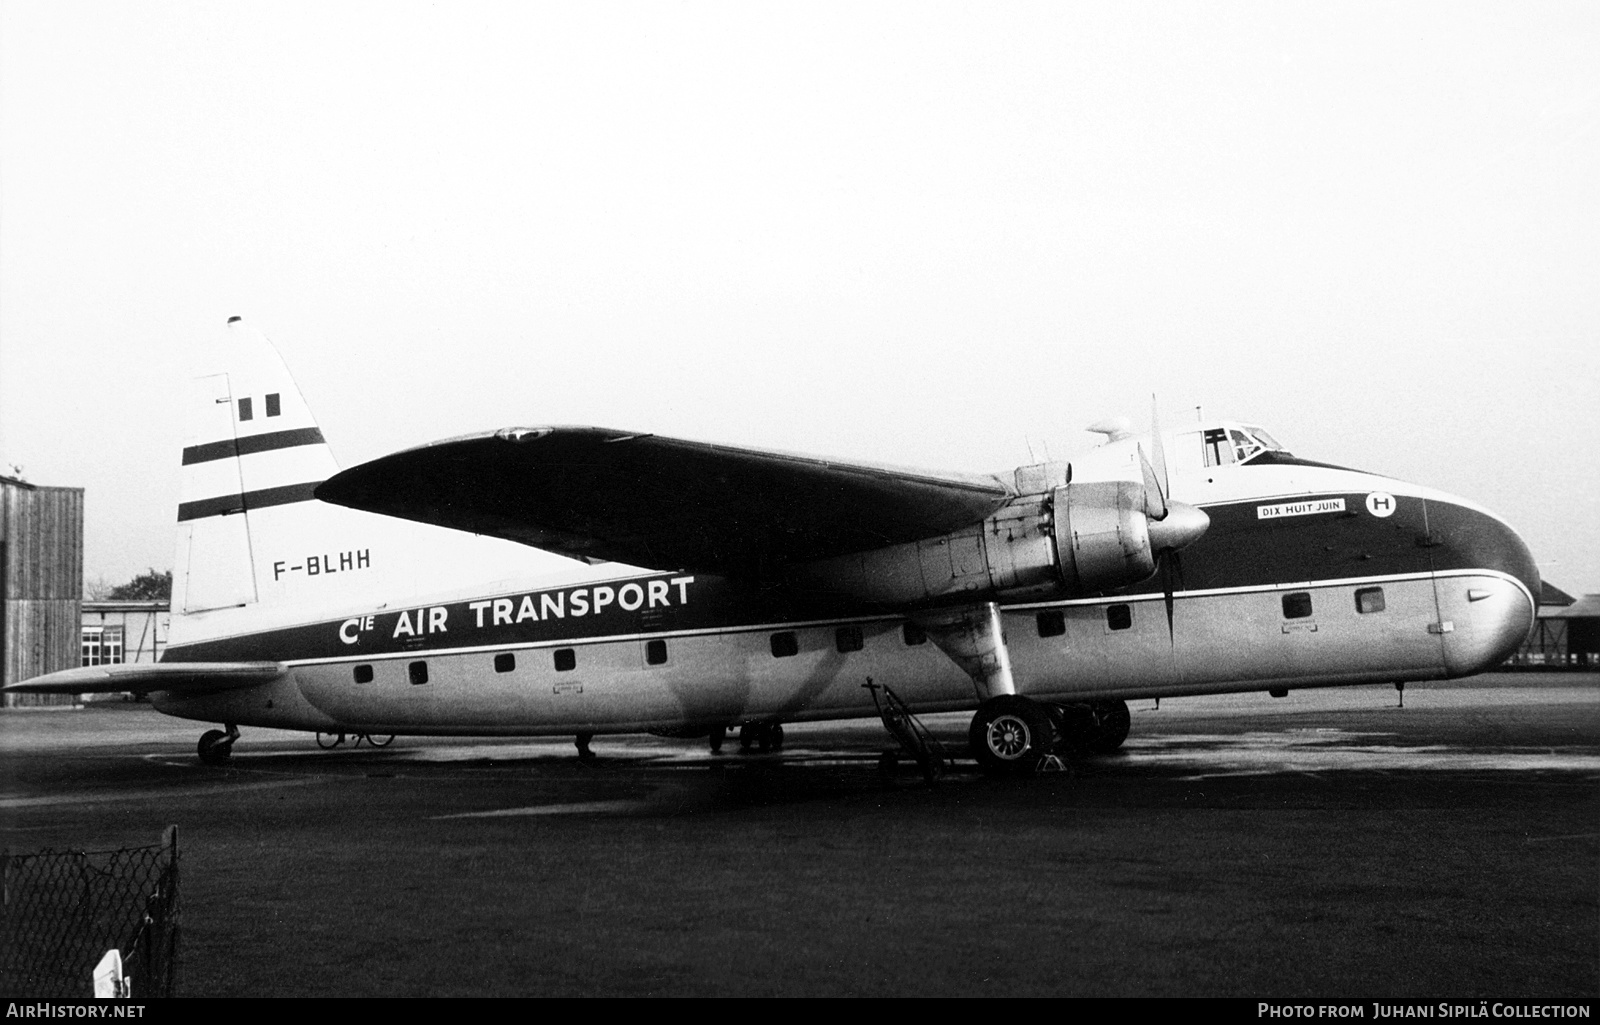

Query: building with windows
[1,474,84,707]
[81,600,170,667]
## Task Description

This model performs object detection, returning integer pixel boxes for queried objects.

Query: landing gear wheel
[1087,700,1131,754]
[197,729,234,766]
[1044,703,1095,756]
[709,726,726,754]
[367,734,395,748]
[969,696,1056,775]
[316,732,345,749]
[739,722,784,753]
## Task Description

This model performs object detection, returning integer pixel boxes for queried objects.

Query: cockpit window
[1201,428,1236,467]
[1233,425,1289,464]
[1242,425,1284,451]
[1228,428,1263,463]
[1188,424,1292,468]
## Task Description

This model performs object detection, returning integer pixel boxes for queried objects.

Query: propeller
[1137,395,1197,646]
[1091,396,1210,647]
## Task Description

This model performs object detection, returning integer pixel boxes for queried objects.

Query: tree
[107,569,172,601]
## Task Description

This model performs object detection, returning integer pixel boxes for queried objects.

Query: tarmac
[2,673,1596,997]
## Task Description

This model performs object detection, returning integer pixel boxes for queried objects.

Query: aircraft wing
[3,662,286,696]
[315,427,1014,574]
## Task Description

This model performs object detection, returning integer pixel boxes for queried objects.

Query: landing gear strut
[197,725,239,766]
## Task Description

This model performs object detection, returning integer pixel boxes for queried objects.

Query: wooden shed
[2,475,85,707]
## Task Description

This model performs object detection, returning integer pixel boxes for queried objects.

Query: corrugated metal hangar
[1,474,85,707]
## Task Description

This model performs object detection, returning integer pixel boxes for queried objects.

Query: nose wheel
[197,725,239,766]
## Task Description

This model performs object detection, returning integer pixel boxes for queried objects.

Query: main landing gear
[738,722,784,753]
[197,724,239,766]
[315,731,396,750]
[968,696,1131,774]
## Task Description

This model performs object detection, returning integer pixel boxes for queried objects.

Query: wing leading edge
[315,427,1015,574]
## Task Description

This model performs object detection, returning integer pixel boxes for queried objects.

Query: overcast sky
[2,1,1596,594]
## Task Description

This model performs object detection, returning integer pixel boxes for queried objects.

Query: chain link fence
[0,826,179,998]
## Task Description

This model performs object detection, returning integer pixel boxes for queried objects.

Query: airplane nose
[1424,498,1541,676]
[1148,501,1210,553]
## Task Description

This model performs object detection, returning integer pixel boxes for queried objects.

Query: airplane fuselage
[154,468,1539,737]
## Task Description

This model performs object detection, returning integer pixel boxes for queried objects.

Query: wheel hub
[986,714,1032,760]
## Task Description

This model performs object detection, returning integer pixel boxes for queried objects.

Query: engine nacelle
[784,481,1205,606]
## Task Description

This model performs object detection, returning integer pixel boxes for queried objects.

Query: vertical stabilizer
[170,317,576,645]
[173,318,342,616]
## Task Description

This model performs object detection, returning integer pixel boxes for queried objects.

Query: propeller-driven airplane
[8,320,1541,772]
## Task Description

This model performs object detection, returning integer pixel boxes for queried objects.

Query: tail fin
[174,318,344,614]
[172,317,574,642]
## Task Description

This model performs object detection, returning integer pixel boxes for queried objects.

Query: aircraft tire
[197,729,233,766]
[1044,703,1096,756]
[969,696,1056,775]
[1087,700,1131,753]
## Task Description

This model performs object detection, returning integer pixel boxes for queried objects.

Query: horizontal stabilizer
[3,662,286,696]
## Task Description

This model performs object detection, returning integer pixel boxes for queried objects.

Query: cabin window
[835,626,864,653]
[408,661,428,685]
[494,653,515,673]
[645,639,668,665]
[1355,587,1386,614]
[770,632,798,658]
[553,648,576,672]
[265,392,281,417]
[1106,604,1133,631]
[1036,611,1066,637]
[902,623,926,646]
[353,664,374,684]
[237,397,253,421]
[1282,592,1314,619]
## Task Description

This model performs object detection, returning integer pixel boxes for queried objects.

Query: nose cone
[1148,500,1210,553]
[1424,498,1541,607]
[1424,497,1541,675]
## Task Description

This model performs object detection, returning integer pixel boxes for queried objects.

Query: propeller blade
[1138,444,1168,521]
[1161,548,1187,648]
[1151,394,1170,506]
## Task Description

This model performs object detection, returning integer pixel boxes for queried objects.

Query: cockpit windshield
[1181,422,1292,469]
[1231,424,1287,463]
